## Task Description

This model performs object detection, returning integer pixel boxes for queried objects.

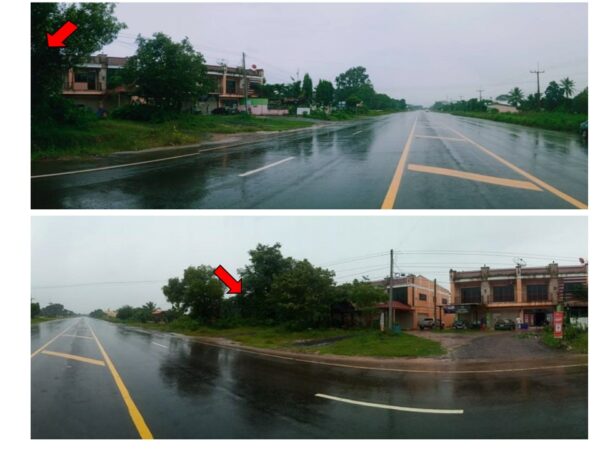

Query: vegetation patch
[450,111,587,134]
[32,114,313,160]
[540,326,588,354]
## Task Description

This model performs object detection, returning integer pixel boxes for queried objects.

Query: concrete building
[449,263,588,327]
[486,102,518,113]
[63,55,266,114]
[63,54,129,112]
[195,64,266,114]
[372,275,453,329]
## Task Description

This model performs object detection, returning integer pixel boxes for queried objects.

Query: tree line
[31,301,75,319]
[432,77,587,114]
[255,66,407,112]
[104,243,388,330]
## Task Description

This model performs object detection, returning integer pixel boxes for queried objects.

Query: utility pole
[476,89,484,101]
[242,52,249,113]
[388,249,394,330]
[530,63,545,106]
[433,278,437,325]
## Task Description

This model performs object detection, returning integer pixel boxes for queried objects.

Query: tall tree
[507,87,524,107]
[31,2,125,121]
[544,81,565,111]
[335,66,373,102]
[237,243,293,320]
[162,266,224,322]
[560,77,575,99]
[315,79,335,107]
[31,301,41,319]
[301,73,313,105]
[268,259,336,328]
[122,33,211,111]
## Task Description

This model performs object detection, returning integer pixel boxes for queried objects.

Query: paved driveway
[411,331,562,361]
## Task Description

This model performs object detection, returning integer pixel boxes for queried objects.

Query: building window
[563,282,584,294]
[526,284,548,301]
[74,69,97,90]
[391,287,408,304]
[493,285,514,302]
[226,80,237,94]
[442,298,448,305]
[418,293,427,301]
[461,287,481,304]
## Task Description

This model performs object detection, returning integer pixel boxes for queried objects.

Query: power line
[32,280,167,289]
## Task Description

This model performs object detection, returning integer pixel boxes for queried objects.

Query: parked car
[453,319,468,330]
[418,317,435,330]
[494,319,516,331]
[580,120,588,141]
[469,320,483,330]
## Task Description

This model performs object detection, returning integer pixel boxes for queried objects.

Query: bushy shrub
[111,104,181,122]
[168,315,201,331]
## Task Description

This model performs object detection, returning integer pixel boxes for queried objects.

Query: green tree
[301,73,313,105]
[162,266,224,322]
[31,301,41,319]
[116,305,135,320]
[335,66,372,92]
[345,95,362,110]
[89,309,105,319]
[560,77,575,99]
[337,280,387,309]
[572,87,588,114]
[122,33,211,111]
[268,260,336,328]
[237,243,293,320]
[315,79,335,107]
[544,81,565,111]
[507,87,524,107]
[31,2,125,121]
[41,303,67,317]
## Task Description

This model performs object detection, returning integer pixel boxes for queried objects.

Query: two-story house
[373,274,453,329]
[449,263,588,327]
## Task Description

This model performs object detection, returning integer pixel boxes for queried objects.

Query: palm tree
[560,77,575,99]
[507,87,524,107]
[143,301,157,313]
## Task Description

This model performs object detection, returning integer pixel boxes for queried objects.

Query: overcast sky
[31,216,587,314]
[100,2,588,106]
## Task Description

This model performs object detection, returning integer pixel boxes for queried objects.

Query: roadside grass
[31,114,313,160]
[541,328,588,354]
[107,318,445,357]
[301,330,445,357]
[31,316,60,325]
[449,111,587,134]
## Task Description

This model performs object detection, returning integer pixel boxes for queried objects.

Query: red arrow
[47,21,78,47]
[213,265,242,294]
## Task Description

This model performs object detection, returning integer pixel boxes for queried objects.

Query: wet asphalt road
[31,112,587,209]
[32,317,587,439]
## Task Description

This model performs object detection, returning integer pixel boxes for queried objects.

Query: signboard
[445,305,470,314]
[553,311,564,339]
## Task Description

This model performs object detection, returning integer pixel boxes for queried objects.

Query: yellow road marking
[89,324,154,439]
[41,350,106,366]
[62,333,95,340]
[381,116,419,208]
[414,134,465,142]
[407,164,543,191]
[31,321,76,358]
[447,127,587,209]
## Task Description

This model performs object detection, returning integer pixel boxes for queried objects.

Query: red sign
[553,311,564,339]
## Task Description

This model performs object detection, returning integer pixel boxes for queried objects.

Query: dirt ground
[409,330,561,360]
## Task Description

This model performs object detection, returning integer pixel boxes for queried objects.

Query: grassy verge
[31,316,60,325]
[107,319,444,358]
[450,111,587,134]
[540,328,588,354]
[32,114,313,160]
